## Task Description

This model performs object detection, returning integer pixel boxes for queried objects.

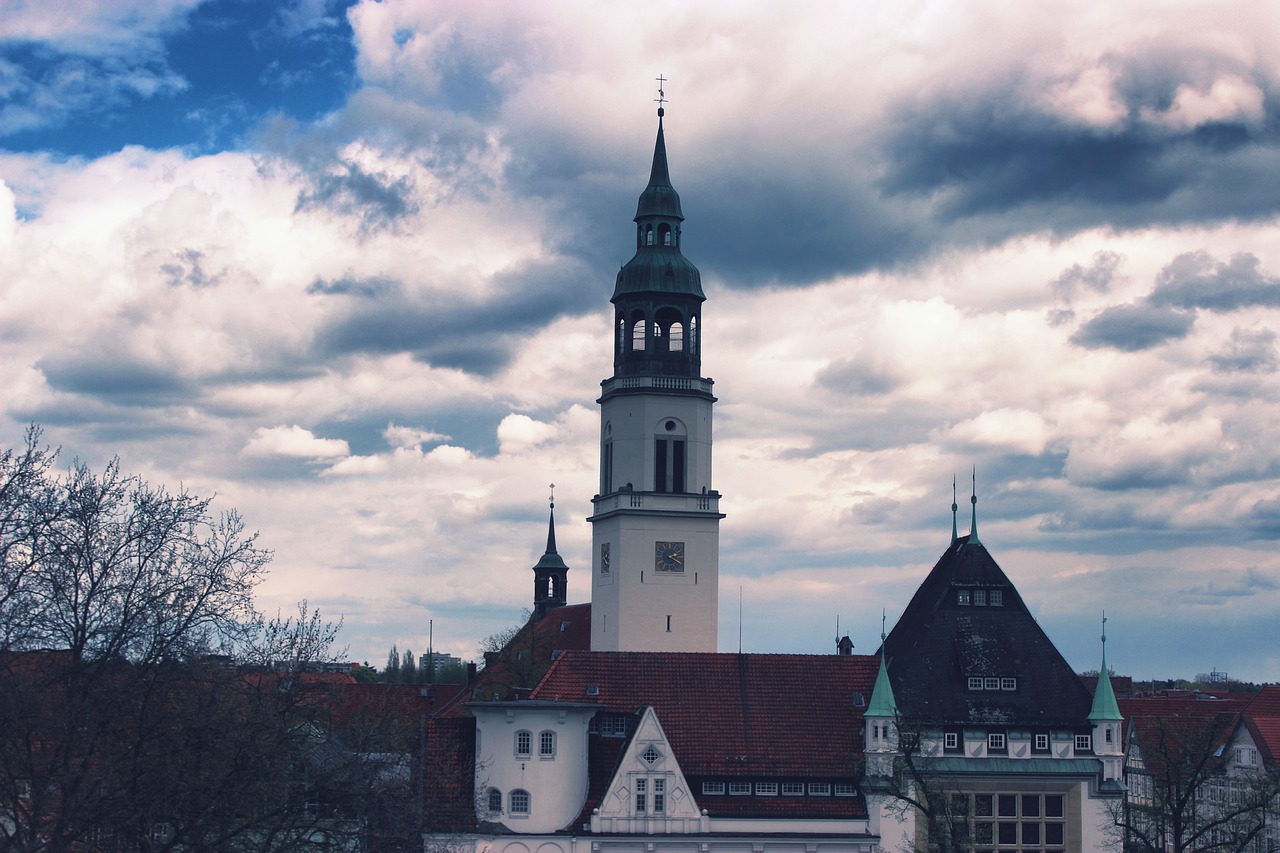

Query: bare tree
[0,430,418,852]
[864,718,973,853]
[1112,707,1280,853]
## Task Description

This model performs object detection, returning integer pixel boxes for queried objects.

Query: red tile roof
[1240,685,1280,762]
[532,651,879,778]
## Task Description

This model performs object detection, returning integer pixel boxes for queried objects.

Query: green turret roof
[865,650,897,717]
[1089,619,1123,721]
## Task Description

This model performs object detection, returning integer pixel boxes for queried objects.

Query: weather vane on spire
[655,74,667,116]
[549,483,555,510]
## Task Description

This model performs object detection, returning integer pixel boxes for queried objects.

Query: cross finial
[969,466,981,543]
[951,474,959,544]
[880,608,887,643]
[655,74,667,117]
[549,483,555,510]
[1102,611,1107,645]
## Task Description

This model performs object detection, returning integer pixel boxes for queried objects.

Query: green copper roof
[1088,623,1122,721]
[613,250,704,299]
[533,505,568,572]
[635,115,683,221]
[865,652,897,717]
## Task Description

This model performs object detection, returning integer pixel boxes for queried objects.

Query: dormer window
[990,589,1003,606]
[974,590,987,606]
[957,590,971,605]
[641,745,662,765]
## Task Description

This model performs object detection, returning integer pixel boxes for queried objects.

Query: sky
[3,0,1280,682]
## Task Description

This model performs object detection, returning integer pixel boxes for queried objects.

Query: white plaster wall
[591,512,718,652]
[471,704,598,834]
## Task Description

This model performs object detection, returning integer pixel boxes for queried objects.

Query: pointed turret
[532,489,569,619]
[865,617,898,778]
[1090,615,1125,784]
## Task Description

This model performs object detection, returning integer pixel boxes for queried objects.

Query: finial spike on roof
[968,466,981,544]
[880,608,887,644]
[1089,611,1122,721]
[545,483,558,554]
[951,474,959,544]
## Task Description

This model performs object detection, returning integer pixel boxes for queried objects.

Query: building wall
[470,704,598,835]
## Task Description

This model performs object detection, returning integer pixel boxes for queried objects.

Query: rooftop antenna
[969,466,981,545]
[738,584,743,653]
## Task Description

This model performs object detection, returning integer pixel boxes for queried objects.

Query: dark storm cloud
[37,353,195,404]
[1208,327,1278,374]
[295,162,418,231]
[873,55,1280,249]
[312,255,598,376]
[1150,251,1280,310]
[1070,302,1195,351]
[1050,251,1123,301]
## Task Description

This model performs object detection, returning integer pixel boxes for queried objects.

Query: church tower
[589,96,723,652]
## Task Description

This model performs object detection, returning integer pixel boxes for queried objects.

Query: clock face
[654,540,685,573]
[600,542,611,575]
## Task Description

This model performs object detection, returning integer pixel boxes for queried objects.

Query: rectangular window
[653,779,665,814]
[1075,734,1093,753]
[958,590,971,605]
[975,590,987,606]
[515,730,531,757]
[988,733,1006,752]
[756,782,778,796]
[782,782,805,796]
[968,677,983,691]
[984,677,1000,690]
[945,732,960,751]
[702,781,725,795]
[834,783,857,796]
[635,778,647,814]
[601,443,613,494]
[809,783,832,796]
[990,590,1003,606]
[998,795,1017,818]
[539,730,555,758]
[1001,677,1017,691]
[1034,733,1050,752]
[1044,794,1063,818]
[729,782,751,796]
[654,438,688,493]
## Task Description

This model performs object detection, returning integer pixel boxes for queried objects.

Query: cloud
[1049,251,1123,302]
[1150,251,1280,311]
[243,425,350,460]
[1208,327,1278,374]
[384,423,449,449]
[295,161,418,232]
[1070,302,1195,351]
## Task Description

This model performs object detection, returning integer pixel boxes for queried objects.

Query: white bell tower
[589,93,723,652]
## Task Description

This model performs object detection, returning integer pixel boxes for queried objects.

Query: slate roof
[533,651,877,778]
[881,534,1094,727]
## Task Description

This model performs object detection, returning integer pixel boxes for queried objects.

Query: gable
[596,706,699,820]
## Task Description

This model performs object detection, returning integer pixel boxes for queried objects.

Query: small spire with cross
[655,74,667,117]
[548,482,555,510]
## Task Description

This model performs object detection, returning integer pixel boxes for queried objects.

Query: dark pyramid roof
[635,113,683,221]
[881,534,1093,727]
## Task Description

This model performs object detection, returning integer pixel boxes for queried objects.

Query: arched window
[487,788,502,813]
[617,317,626,353]
[690,316,698,354]
[659,223,672,246]
[669,321,684,352]
[645,226,654,246]
[510,789,530,815]
[632,319,646,351]
[514,730,531,757]
[540,730,556,758]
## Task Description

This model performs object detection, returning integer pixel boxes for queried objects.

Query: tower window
[654,438,686,492]
[632,319,646,351]
[659,223,672,245]
[601,441,613,494]
[669,321,684,351]
[690,316,698,354]
[645,225,654,246]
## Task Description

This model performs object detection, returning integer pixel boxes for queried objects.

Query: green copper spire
[866,612,897,718]
[1089,613,1122,721]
